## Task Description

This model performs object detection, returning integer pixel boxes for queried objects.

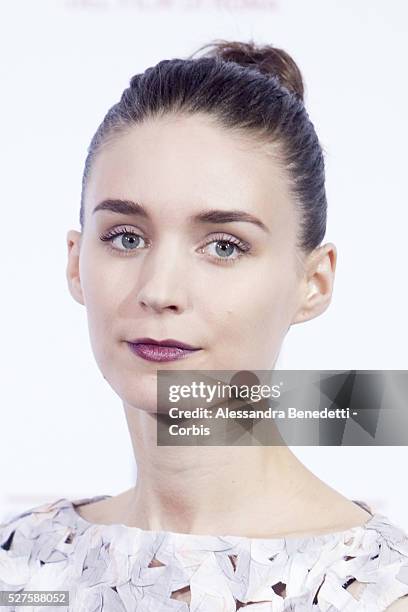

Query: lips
[130,338,200,350]
[127,338,201,363]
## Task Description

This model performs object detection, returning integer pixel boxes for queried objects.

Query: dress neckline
[66,494,380,544]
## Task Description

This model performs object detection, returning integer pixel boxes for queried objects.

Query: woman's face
[67,113,317,412]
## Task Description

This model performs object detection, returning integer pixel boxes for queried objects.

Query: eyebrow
[92,199,270,233]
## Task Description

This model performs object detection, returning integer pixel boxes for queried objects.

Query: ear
[66,230,85,306]
[292,242,337,325]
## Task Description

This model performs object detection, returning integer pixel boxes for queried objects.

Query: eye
[198,233,251,264]
[99,227,148,253]
[99,227,252,264]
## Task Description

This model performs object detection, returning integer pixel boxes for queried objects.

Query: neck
[122,401,330,537]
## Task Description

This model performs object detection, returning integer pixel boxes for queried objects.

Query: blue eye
[198,233,251,264]
[99,228,147,253]
[114,233,144,250]
[200,239,245,261]
[99,227,252,264]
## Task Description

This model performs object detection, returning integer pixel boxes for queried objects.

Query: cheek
[79,246,123,357]
[214,263,297,363]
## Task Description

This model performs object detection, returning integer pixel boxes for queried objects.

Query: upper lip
[128,337,201,350]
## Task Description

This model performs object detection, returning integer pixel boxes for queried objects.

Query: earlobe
[66,230,85,306]
[292,243,337,325]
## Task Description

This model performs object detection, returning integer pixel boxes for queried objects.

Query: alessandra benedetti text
[168,407,352,420]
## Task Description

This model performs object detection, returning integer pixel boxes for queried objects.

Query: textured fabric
[1,495,408,611]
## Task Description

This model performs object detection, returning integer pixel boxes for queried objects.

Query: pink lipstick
[127,338,202,363]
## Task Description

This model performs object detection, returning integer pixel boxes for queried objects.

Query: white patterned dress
[1,495,408,611]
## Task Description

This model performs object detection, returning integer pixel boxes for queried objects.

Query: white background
[0,0,407,528]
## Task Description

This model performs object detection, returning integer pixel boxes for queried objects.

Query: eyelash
[98,226,252,265]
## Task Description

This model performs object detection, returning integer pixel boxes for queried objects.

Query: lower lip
[127,342,200,362]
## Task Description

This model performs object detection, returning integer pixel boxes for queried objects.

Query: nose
[136,241,190,315]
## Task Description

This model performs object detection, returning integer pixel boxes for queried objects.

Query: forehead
[84,113,296,229]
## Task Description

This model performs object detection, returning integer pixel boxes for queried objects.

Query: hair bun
[192,39,304,101]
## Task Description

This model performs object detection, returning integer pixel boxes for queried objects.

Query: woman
[1,40,408,611]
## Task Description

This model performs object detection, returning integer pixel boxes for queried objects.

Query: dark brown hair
[80,39,326,253]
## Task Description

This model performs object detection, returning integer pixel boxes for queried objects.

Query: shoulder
[0,497,85,588]
[0,503,39,541]
[341,512,408,609]
[1,497,66,527]
[0,503,49,587]
[0,498,74,556]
